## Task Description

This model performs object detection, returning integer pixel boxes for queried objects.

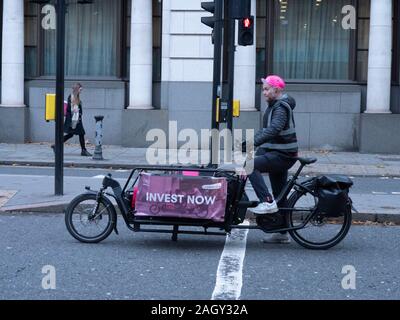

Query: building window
[43,0,120,77]
[256,0,267,80]
[25,0,39,78]
[24,0,161,80]
[392,0,399,85]
[153,0,162,82]
[0,0,3,77]
[272,0,353,80]
[356,0,370,82]
[256,0,375,82]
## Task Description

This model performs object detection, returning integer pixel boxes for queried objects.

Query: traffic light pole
[202,0,251,166]
[226,0,235,132]
[209,0,223,166]
[221,0,236,163]
[55,0,65,195]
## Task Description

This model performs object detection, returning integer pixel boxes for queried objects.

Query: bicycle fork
[85,174,129,236]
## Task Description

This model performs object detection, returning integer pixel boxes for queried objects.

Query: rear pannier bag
[315,175,353,217]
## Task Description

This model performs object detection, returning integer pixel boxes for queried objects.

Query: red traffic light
[243,18,252,28]
[238,16,254,46]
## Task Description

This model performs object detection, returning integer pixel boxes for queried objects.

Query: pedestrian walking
[51,83,92,156]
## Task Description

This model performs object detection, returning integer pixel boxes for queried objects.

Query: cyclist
[243,75,298,244]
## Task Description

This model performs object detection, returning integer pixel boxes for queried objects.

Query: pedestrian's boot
[81,149,92,157]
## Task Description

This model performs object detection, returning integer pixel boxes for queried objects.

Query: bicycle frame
[84,162,318,241]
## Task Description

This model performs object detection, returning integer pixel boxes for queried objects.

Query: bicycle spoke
[288,188,351,248]
[69,200,111,239]
[92,205,109,218]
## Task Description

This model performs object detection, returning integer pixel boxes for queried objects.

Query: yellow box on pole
[216,98,220,123]
[45,94,56,122]
[233,99,240,117]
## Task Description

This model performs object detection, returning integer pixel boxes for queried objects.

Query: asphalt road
[1,165,400,194]
[0,213,399,300]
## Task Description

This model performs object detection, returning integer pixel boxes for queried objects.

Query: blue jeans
[248,149,296,205]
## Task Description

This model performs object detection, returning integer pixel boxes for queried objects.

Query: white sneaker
[262,233,291,244]
[249,200,278,215]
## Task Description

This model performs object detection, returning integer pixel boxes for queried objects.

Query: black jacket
[253,94,298,155]
[64,95,86,135]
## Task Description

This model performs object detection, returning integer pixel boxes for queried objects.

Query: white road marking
[372,191,388,195]
[92,175,105,179]
[0,190,18,208]
[212,220,249,300]
[0,174,49,179]
[380,177,389,180]
[392,192,400,195]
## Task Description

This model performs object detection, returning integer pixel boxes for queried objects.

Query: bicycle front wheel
[286,189,352,250]
[65,193,116,243]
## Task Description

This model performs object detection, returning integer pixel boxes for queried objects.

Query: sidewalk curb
[1,160,400,177]
[0,160,134,170]
[0,201,68,214]
[1,203,400,224]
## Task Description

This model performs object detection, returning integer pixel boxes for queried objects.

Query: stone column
[1,0,25,107]
[128,0,153,109]
[233,0,256,111]
[366,0,392,113]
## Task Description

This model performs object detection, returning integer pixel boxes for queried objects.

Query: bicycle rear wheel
[65,193,116,243]
[286,189,352,250]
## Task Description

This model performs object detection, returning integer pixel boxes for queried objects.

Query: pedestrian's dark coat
[64,94,86,135]
[253,94,298,155]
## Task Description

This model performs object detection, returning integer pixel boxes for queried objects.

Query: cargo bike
[65,157,354,250]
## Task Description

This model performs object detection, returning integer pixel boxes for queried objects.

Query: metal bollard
[93,115,104,160]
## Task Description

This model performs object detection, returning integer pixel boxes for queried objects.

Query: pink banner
[135,173,228,222]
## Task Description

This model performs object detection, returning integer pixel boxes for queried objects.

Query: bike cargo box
[135,173,228,222]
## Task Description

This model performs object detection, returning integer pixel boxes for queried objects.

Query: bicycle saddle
[295,157,317,165]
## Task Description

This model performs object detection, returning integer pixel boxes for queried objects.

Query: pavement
[0,142,400,223]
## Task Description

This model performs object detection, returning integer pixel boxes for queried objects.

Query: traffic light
[238,16,254,46]
[231,0,251,19]
[201,1,216,44]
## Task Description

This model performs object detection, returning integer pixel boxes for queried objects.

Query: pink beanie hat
[261,75,285,90]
